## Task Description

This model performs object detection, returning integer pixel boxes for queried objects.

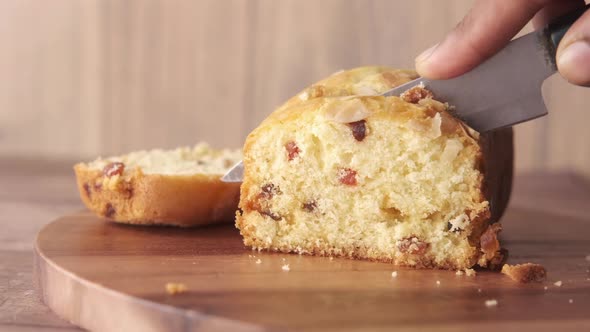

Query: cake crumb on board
[165,282,187,295]
[255,259,262,264]
[501,263,546,283]
[465,268,476,277]
[391,271,398,278]
[282,264,290,271]
[554,280,563,287]
[485,299,498,307]
[456,269,476,276]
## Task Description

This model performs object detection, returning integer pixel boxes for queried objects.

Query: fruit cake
[74,143,241,227]
[236,66,513,270]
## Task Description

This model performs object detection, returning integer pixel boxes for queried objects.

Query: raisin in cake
[75,143,241,227]
[236,66,513,270]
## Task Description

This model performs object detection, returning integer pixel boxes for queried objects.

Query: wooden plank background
[0,0,589,177]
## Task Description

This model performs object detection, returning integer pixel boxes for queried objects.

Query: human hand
[415,0,590,86]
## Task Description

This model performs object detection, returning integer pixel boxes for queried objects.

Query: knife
[222,4,588,183]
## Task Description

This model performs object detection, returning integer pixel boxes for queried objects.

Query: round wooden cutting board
[34,211,590,332]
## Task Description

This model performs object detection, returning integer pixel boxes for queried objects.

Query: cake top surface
[83,143,242,175]
[250,67,479,150]
[281,66,418,110]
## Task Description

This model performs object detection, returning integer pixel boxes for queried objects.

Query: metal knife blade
[221,161,243,183]
[382,30,555,132]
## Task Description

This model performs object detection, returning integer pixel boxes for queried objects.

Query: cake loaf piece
[236,67,513,270]
[75,143,241,227]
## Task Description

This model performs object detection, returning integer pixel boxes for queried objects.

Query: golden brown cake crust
[74,151,240,227]
[237,66,514,270]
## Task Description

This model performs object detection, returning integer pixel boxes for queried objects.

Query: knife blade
[382,29,553,132]
[222,5,588,183]
[222,160,243,183]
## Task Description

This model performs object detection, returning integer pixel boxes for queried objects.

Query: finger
[531,0,586,29]
[416,0,546,79]
[556,9,590,86]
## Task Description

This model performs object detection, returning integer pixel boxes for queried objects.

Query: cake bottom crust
[237,214,484,270]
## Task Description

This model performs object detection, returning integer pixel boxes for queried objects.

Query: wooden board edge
[33,219,264,332]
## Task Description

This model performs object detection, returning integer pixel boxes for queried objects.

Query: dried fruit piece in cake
[103,162,125,177]
[348,120,367,141]
[285,141,300,161]
[401,84,434,104]
[337,168,358,186]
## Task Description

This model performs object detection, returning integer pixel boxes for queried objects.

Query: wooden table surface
[1,159,590,331]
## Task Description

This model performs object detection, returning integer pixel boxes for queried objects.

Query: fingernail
[415,43,439,64]
[557,40,590,85]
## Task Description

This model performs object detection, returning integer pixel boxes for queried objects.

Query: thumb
[415,0,544,79]
[556,9,590,86]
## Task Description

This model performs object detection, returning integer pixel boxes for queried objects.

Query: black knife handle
[542,3,590,65]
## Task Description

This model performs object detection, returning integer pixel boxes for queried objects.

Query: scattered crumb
[485,299,498,307]
[436,280,441,286]
[465,268,477,277]
[391,271,398,278]
[569,299,574,304]
[255,259,262,264]
[585,255,590,262]
[165,282,187,295]
[281,264,290,271]
[477,288,482,293]
[544,286,548,290]
[456,270,464,276]
[501,263,546,283]
[329,257,334,261]
[554,280,563,287]
[248,255,253,258]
